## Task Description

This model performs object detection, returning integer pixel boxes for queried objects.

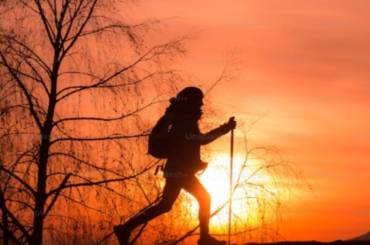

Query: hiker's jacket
[164,119,231,178]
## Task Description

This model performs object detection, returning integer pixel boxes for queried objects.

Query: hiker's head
[176,87,204,107]
[169,87,204,121]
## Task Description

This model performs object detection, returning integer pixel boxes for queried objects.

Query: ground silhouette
[246,241,370,245]
[349,231,370,241]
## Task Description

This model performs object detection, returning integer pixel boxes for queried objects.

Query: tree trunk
[31,133,50,245]
[31,62,58,244]
[0,189,10,245]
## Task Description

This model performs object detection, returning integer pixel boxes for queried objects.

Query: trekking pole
[228,125,234,245]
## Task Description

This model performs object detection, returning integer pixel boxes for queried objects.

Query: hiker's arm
[198,117,236,145]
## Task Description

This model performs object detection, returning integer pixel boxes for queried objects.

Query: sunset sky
[135,0,370,241]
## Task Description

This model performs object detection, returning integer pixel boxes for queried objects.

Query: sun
[184,152,274,231]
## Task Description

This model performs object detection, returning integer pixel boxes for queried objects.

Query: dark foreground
[246,241,370,245]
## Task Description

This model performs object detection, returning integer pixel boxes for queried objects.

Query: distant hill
[348,231,370,241]
[244,231,370,245]
[246,240,370,245]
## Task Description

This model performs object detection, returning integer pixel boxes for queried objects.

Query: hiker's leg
[122,178,181,230]
[183,176,211,238]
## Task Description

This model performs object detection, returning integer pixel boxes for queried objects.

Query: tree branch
[0,51,43,131]
[34,0,56,45]
[60,0,85,42]
[56,70,169,97]
[0,166,36,197]
[0,189,31,243]
[48,152,123,177]
[60,0,98,58]
[44,173,72,217]
[50,132,149,145]
[56,44,158,102]
[47,161,158,195]
[0,223,23,245]
[53,99,163,126]
[0,34,51,74]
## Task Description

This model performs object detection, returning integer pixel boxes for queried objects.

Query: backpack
[148,116,171,159]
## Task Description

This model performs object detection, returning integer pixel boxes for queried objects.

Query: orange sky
[132,0,370,241]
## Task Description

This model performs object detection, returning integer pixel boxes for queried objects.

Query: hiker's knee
[158,200,174,213]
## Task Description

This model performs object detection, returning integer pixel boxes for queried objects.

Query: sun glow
[185,152,275,230]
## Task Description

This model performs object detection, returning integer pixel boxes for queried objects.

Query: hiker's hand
[226,117,236,130]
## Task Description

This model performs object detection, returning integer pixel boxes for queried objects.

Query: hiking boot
[198,235,226,245]
[113,225,131,245]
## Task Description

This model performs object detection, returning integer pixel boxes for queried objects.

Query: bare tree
[162,127,302,245]
[0,1,184,244]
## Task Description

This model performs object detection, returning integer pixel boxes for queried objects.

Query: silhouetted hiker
[114,87,236,245]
